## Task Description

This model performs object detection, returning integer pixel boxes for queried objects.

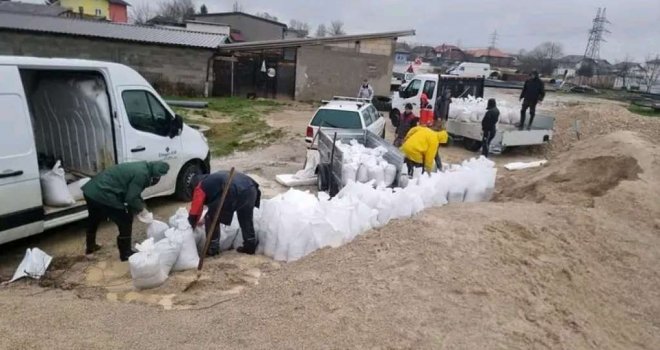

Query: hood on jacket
[147,161,170,177]
[486,98,497,110]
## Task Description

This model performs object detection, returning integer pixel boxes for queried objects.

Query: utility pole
[583,7,610,74]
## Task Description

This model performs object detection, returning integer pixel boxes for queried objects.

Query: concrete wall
[196,14,285,41]
[0,31,215,95]
[295,38,395,101]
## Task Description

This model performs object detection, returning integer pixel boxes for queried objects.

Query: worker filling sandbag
[256,156,497,263]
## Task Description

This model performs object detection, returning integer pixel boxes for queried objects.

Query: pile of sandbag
[448,96,520,125]
[255,156,496,263]
[337,140,397,187]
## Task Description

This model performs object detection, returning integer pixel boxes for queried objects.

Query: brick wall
[0,31,215,95]
[295,38,395,101]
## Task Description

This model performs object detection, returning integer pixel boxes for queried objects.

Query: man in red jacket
[188,171,261,256]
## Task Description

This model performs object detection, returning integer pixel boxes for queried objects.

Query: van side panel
[0,66,43,242]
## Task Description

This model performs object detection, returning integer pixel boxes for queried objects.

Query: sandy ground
[1,89,659,349]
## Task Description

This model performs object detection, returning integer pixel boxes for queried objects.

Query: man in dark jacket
[188,171,261,256]
[435,89,452,122]
[82,161,170,261]
[519,70,545,130]
[482,98,500,157]
[394,103,419,147]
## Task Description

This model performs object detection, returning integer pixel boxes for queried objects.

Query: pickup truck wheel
[175,162,203,201]
[390,109,401,128]
[463,138,483,152]
[317,164,330,191]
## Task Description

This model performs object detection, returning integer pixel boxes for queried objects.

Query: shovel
[184,167,236,292]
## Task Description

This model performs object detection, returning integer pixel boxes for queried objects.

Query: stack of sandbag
[129,238,172,290]
[254,156,497,263]
[336,140,396,187]
[448,96,520,125]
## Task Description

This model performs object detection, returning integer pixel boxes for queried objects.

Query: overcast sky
[25,0,660,62]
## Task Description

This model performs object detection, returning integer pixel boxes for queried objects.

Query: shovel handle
[197,167,236,271]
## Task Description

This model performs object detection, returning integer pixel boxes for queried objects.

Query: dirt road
[1,91,659,349]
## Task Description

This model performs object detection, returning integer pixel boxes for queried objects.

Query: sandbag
[129,238,168,290]
[67,177,90,201]
[141,212,169,242]
[40,160,75,207]
[356,164,369,183]
[367,164,385,187]
[383,164,397,187]
[193,225,207,255]
[168,207,188,227]
[341,163,358,186]
[10,248,53,282]
[153,237,182,275]
[167,220,199,272]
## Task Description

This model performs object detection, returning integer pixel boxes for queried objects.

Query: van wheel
[463,138,483,152]
[175,162,203,201]
[390,109,401,128]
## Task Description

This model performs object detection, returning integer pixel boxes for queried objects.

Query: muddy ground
[0,89,659,349]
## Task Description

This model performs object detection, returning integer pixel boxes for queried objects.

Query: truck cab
[0,56,210,245]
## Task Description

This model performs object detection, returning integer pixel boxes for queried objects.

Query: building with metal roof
[0,11,227,49]
[0,1,71,17]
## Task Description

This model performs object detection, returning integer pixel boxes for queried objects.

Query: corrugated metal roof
[0,12,226,49]
[0,2,70,16]
[218,30,416,52]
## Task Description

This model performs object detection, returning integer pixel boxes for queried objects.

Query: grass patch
[628,104,660,117]
[173,97,286,156]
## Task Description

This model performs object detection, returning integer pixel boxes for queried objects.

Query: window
[366,106,380,125]
[95,9,102,16]
[404,79,422,97]
[362,108,374,126]
[122,90,172,136]
[459,67,465,71]
[310,109,362,129]
[422,80,436,99]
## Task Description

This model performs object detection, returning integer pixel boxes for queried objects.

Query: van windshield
[311,109,362,129]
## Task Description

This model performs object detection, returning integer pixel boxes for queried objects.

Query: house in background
[52,0,130,23]
[612,61,646,91]
[194,11,287,41]
[553,55,613,78]
[394,49,410,64]
[0,1,72,17]
[465,48,514,67]
[434,44,466,63]
[147,16,231,36]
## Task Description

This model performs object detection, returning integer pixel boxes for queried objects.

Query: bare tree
[642,54,660,93]
[199,4,208,15]
[130,2,154,24]
[289,20,310,37]
[158,0,196,22]
[232,1,242,12]
[255,12,279,22]
[315,24,327,38]
[614,56,634,89]
[519,42,564,75]
[329,20,346,36]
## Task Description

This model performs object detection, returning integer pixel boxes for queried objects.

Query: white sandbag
[129,238,168,290]
[10,248,53,282]
[383,164,397,187]
[219,214,241,251]
[504,160,547,171]
[166,220,199,272]
[446,172,467,204]
[40,161,75,207]
[67,177,90,201]
[154,237,182,275]
[341,163,358,186]
[141,212,170,242]
[168,207,188,227]
[193,225,207,255]
[356,164,369,183]
[367,164,385,187]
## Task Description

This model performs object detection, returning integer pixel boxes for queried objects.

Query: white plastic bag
[167,220,200,272]
[168,207,189,227]
[153,237,182,275]
[40,161,75,207]
[193,225,207,255]
[67,177,90,201]
[129,238,168,290]
[10,248,53,282]
[341,163,358,186]
[356,164,369,183]
[383,164,397,187]
[140,212,170,242]
[367,164,385,187]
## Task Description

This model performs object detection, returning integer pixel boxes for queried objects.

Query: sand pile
[549,103,660,155]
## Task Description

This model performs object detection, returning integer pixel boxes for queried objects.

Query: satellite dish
[267,68,276,78]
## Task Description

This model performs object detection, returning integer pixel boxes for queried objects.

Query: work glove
[136,209,152,224]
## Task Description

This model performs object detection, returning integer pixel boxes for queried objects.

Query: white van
[448,62,494,78]
[0,56,210,245]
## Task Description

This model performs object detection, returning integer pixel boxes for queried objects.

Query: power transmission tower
[583,8,610,61]
[487,30,498,57]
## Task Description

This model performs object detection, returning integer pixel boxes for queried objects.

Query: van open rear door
[0,66,43,244]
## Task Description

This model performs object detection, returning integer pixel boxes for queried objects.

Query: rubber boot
[207,238,220,257]
[237,239,258,255]
[85,231,102,255]
[117,237,135,262]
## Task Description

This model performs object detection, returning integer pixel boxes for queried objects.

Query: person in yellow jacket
[400,121,449,175]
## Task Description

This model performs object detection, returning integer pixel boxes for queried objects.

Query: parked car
[305,97,386,145]
[0,56,210,245]
[448,62,499,78]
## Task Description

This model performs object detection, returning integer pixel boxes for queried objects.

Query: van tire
[463,138,483,152]
[175,162,203,201]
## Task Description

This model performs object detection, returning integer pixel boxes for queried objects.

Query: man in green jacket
[82,161,170,261]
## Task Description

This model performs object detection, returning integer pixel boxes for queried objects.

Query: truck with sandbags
[0,56,210,245]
